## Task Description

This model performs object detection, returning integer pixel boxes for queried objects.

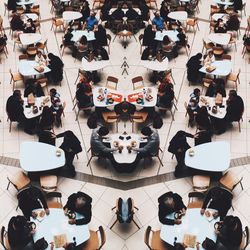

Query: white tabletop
[207,33,231,46]
[18,60,51,76]
[109,8,141,15]
[22,13,38,21]
[199,60,232,77]
[199,96,227,119]
[19,33,42,45]
[160,208,219,249]
[23,96,51,119]
[213,0,233,5]
[141,57,169,71]
[93,87,124,107]
[168,11,188,21]
[212,13,229,21]
[185,141,230,172]
[155,30,179,42]
[126,87,158,107]
[71,30,95,42]
[31,208,90,248]
[62,11,82,21]
[103,133,146,164]
[81,57,110,71]
[17,0,35,5]
[20,142,65,172]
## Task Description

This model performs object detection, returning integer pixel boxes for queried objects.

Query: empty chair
[187,191,205,208]
[9,69,24,91]
[106,76,118,90]
[51,18,64,32]
[226,69,241,91]
[132,76,144,90]
[219,170,243,191]
[40,175,58,193]
[186,18,200,33]
[213,46,224,57]
[192,175,211,192]
[6,171,31,191]
[46,191,63,208]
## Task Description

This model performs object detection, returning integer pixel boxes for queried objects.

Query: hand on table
[174,219,182,225]
[32,211,38,218]
[68,219,76,225]
[45,208,50,215]
[50,242,54,250]
[182,208,186,215]
[200,208,205,215]
[196,242,200,250]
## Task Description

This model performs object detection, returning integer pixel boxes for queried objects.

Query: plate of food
[97,95,105,101]
[131,140,137,147]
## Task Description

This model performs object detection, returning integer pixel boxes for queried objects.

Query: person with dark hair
[205,78,226,98]
[110,5,124,20]
[157,82,175,109]
[160,1,170,22]
[176,28,188,47]
[38,106,55,130]
[38,129,56,146]
[94,24,108,48]
[10,12,24,31]
[50,88,64,126]
[226,14,240,32]
[93,47,109,60]
[142,24,156,48]
[139,1,150,21]
[72,35,89,59]
[186,53,203,83]
[141,47,156,60]
[201,187,232,219]
[64,192,92,225]
[7,0,17,11]
[187,88,200,126]
[23,18,36,33]
[233,0,243,12]
[35,51,47,66]
[194,129,212,146]
[60,28,74,49]
[158,191,186,225]
[87,112,99,129]
[8,215,33,249]
[195,106,211,131]
[114,101,136,118]
[75,83,93,110]
[57,130,82,176]
[126,5,140,20]
[152,11,166,30]
[168,130,194,176]
[84,11,98,31]
[214,19,226,33]
[17,186,49,220]
[80,1,90,23]
[24,79,45,98]
[47,53,64,83]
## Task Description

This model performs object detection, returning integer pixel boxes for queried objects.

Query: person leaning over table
[23,18,36,33]
[142,24,156,48]
[63,192,92,225]
[75,83,93,111]
[186,53,203,84]
[17,186,49,220]
[110,4,124,21]
[200,187,232,220]
[158,191,187,225]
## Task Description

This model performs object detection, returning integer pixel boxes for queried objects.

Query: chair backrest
[241,226,250,250]
[221,54,231,60]
[0,226,8,250]
[188,191,205,208]
[46,191,63,208]
[98,226,106,249]
[40,175,57,193]
[144,226,153,250]
[132,76,144,90]
[106,76,118,90]
[19,54,29,60]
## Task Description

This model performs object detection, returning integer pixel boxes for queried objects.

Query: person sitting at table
[75,83,93,110]
[161,35,178,59]
[126,4,140,20]
[47,53,64,84]
[110,5,124,20]
[49,88,64,126]
[142,24,156,48]
[194,129,212,146]
[233,0,243,12]
[224,90,244,124]
[23,18,36,33]
[187,88,200,126]
[160,1,170,22]
[72,35,89,59]
[90,126,117,160]
[0,34,7,47]
[64,191,92,225]
[158,191,187,225]
[84,11,98,31]
[133,127,160,159]
[114,101,136,118]
[176,28,188,48]
[152,11,166,30]
[60,28,74,49]
[141,47,156,60]
[7,0,17,11]
[203,50,215,66]
[94,24,108,49]
[168,130,194,177]
[38,128,56,146]
[80,1,90,23]
[10,12,24,32]
[93,47,109,60]
[186,53,203,83]
[24,78,45,98]
[225,14,240,33]
[200,186,232,220]
[38,106,55,130]
[139,1,150,21]
[195,106,212,131]
[214,19,227,33]
[205,78,226,98]
[35,50,47,66]
[57,130,82,177]
[18,186,49,220]
[157,82,175,109]
[8,215,33,249]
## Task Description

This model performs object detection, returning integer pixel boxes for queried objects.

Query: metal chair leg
[110,219,118,229]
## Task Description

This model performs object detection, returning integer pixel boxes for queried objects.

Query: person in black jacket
[17,186,49,220]
[205,78,226,98]
[57,130,82,176]
[38,106,55,130]
[186,53,203,83]
[143,24,156,48]
[111,5,124,20]
[200,187,232,220]
[94,24,108,48]
[80,1,90,23]
[38,129,56,146]
[8,215,33,249]
[24,79,45,98]
[114,101,136,119]
[64,192,92,225]
[157,83,175,109]
[168,130,194,177]
[47,53,64,84]
[10,13,24,31]
[195,106,211,131]
[7,0,17,11]
[158,191,187,225]
[75,83,93,109]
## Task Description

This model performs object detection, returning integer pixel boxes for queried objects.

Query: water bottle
[174,237,177,246]
[104,88,108,105]
[73,237,76,246]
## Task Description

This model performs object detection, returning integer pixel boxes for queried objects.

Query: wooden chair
[242,45,250,61]
[244,16,250,36]
[229,35,237,51]
[165,68,176,85]
[9,69,23,91]
[26,46,38,57]
[30,5,40,18]
[4,3,11,18]
[145,0,158,9]
[139,34,144,54]
[221,54,232,60]
[202,39,214,53]
[132,76,144,90]
[82,226,106,250]
[240,227,249,250]
[87,147,102,167]
[102,111,119,132]
[226,69,240,91]
[74,69,86,85]
[106,76,118,90]
[61,38,73,56]
[213,46,224,57]
[6,171,31,191]
[144,226,168,250]
[144,147,163,167]
[51,18,64,32]
[46,191,63,208]
[19,54,29,60]
[0,226,10,250]
[186,18,199,33]
[209,5,220,18]
[130,111,148,132]
[40,175,58,193]
[219,170,243,191]
[187,191,205,208]
[192,175,211,192]
[36,39,48,54]
[105,34,111,54]
[209,20,216,33]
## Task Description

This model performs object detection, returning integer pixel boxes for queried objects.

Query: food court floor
[0,0,250,248]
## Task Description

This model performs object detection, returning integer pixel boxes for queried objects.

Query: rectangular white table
[62,11,82,21]
[160,208,219,249]
[71,30,95,42]
[207,33,231,46]
[31,208,90,249]
[19,33,42,46]
[199,60,232,77]
[140,57,169,71]
[185,141,230,172]
[18,60,51,77]
[81,57,110,72]
[168,11,188,21]
[20,142,65,172]
[155,30,179,42]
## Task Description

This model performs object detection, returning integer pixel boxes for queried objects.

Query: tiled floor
[0,0,250,249]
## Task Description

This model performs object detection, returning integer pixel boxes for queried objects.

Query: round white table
[185,141,230,172]
[31,208,90,248]
[22,13,38,21]
[207,33,231,46]
[211,13,229,21]
[62,11,82,21]
[18,60,51,77]
[23,96,51,119]
[199,60,232,77]
[19,33,42,45]
[93,87,124,107]
[160,208,219,249]
[109,8,141,15]
[20,142,65,172]
[213,0,233,5]
[17,0,35,5]
[81,57,110,72]
[140,57,169,71]
[71,30,95,42]
[168,11,188,21]
[155,30,179,42]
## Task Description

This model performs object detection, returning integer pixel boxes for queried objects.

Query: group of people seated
[8,186,92,250]
[10,13,37,34]
[214,14,240,36]
[158,188,242,250]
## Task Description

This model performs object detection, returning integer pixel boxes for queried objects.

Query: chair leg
[87,155,93,166]
[157,155,164,166]
[9,121,12,132]
[132,219,140,229]
[238,121,241,132]
[6,180,11,190]
[75,109,80,121]
[110,219,118,229]
[240,180,244,190]
[72,102,77,110]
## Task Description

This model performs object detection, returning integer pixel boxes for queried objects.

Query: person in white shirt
[35,50,47,66]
